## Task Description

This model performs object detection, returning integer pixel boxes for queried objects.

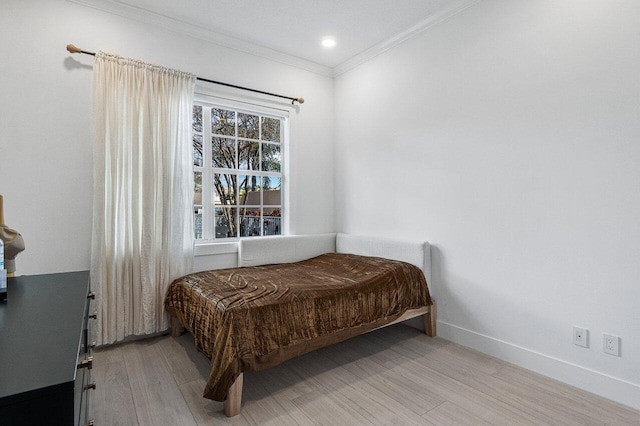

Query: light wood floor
[91,324,640,425]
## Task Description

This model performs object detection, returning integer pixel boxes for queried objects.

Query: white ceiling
[79,0,480,74]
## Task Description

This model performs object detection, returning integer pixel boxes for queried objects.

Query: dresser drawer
[75,288,96,426]
[0,271,92,425]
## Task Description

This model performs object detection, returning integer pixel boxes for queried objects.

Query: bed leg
[423,302,437,337]
[170,316,183,337]
[224,373,243,417]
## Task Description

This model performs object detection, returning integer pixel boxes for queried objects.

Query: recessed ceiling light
[321,38,336,48]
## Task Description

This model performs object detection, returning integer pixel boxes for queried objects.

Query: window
[192,100,285,241]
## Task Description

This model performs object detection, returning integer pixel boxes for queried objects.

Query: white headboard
[238,233,432,332]
[238,233,336,267]
[336,233,431,286]
[238,233,431,285]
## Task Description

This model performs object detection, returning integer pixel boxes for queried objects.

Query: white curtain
[91,51,196,345]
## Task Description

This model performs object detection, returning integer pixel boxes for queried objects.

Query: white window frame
[193,94,290,247]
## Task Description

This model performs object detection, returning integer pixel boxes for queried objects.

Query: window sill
[194,241,239,256]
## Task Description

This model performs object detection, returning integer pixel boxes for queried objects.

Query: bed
[164,233,436,416]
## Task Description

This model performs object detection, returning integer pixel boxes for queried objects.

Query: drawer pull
[89,312,97,319]
[87,291,96,300]
[90,341,96,349]
[84,382,97,390]
[77,356,93,370]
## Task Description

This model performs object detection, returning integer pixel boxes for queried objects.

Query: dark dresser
[0,271,95,425]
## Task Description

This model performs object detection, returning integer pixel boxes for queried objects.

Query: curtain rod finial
[66,44,82,54]
[296,98,305,104]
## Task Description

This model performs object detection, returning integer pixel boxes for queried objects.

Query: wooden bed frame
[169,233,436,417]
[170,303,435,416]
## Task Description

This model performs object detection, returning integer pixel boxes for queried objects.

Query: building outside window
[192,100,285,241]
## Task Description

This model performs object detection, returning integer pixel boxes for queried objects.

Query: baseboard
[437,321,640,411]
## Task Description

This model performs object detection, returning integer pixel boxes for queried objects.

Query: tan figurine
[0,195,26,276]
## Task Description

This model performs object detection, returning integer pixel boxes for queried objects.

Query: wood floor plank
[91,360,139,426]
[121,338,198,426]
[319,339,445,415]
[426,359,596,425]
[94,342,125,365]
[606,420,640,426]
[380,327,639,423]
[286,349,438,425]
[370,325,504,376]
[240,372,307,426]
[400,363,547,425]
[493,364,640,425]
[373,327,640,426]
[364,332,548,425]
[290,390,373,426]
[158,333,211,386]
[178,379,252,425]
[253,361,320,400]
[373,327,636,426]
[437,341,506,375]
[285,356,375,425]
[423,401,493,425]
[328,374,438,425]
[372,330,587,425]
[90,325,640,425]
[248,364,318,425]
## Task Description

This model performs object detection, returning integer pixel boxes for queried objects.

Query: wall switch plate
[573,326,588,348]
[603,334,620,356]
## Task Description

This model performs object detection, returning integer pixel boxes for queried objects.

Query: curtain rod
[66,44,305,105]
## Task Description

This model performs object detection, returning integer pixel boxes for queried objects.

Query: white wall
[0,0,334,275]
[2,0,638,411]
[335,0,640,409]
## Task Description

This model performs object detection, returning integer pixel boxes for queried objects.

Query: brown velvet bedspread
[164,252,431,401]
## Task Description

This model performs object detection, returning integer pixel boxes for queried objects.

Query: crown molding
[67,0,333,77]
[67,0,482,79]
[333,0,483,76]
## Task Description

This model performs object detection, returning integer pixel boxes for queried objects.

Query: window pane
[194,171,203,239]
[194,206,203,239]
[261,117,280,143]
[262,176,281,206]
[193,103,285,241]
[238,140,259,170]
[214,173,237,205]
[239,174,260,205]
[194,172,202,205]
[215,207,237,239]
[193,134,203,167]
[240,208,261,237]
[193,105,202,132]
[263,208,281,236]
[212,137,236,169]
[238,113,259,139]
[261,143,281,172]
[212,108,235,136]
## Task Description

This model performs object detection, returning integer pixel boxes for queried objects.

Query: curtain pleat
[91,52,196,345]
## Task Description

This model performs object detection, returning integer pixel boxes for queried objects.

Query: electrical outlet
[573,326,588,348]
[603,334,620,356]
